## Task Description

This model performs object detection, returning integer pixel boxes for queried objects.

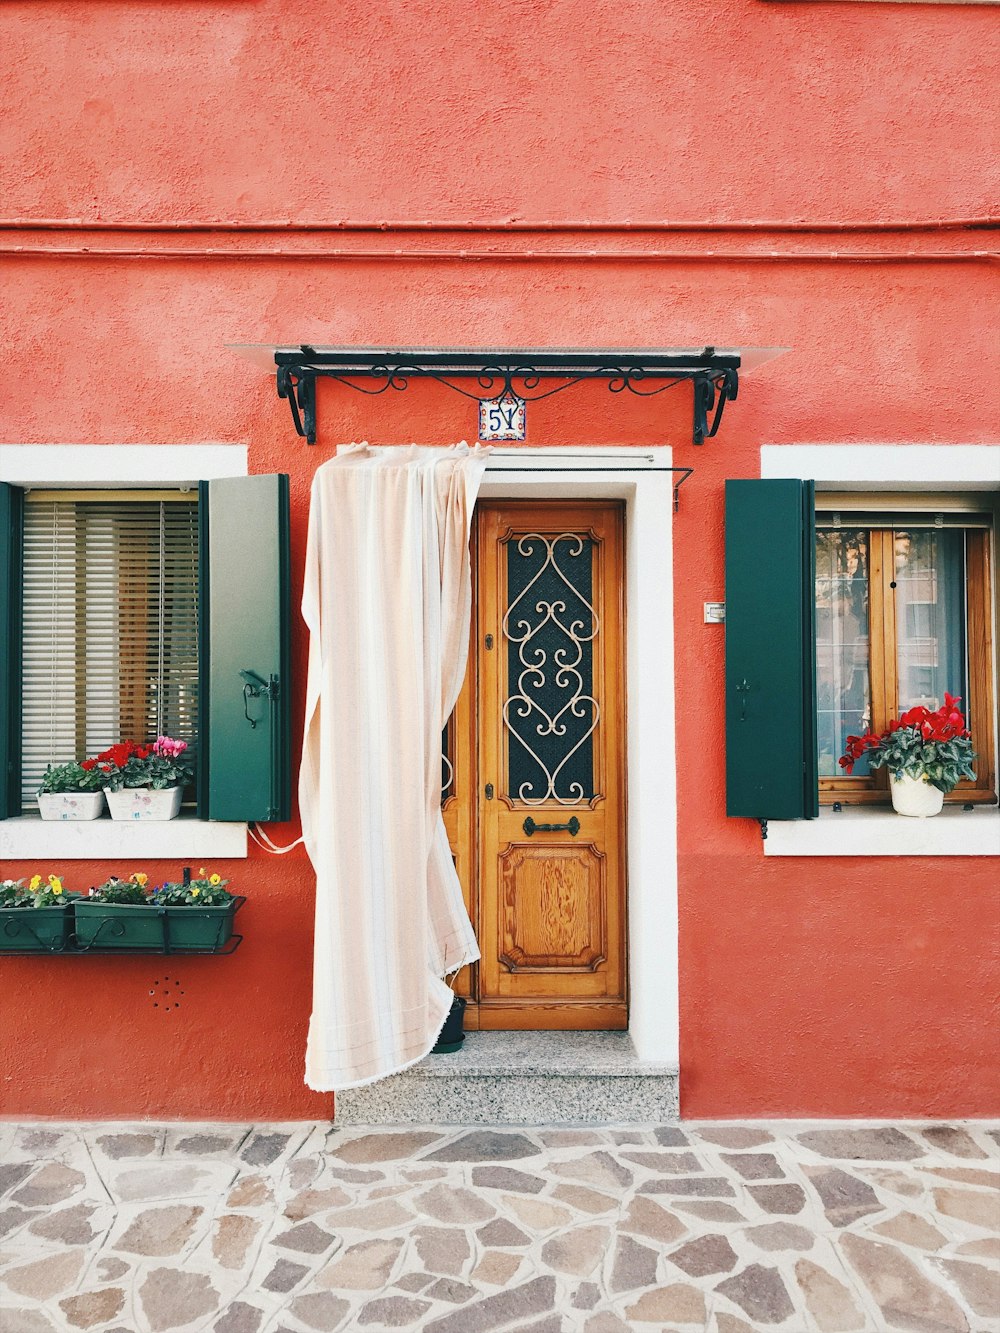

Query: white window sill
[763,805,1000,856]
[0,815,248,861]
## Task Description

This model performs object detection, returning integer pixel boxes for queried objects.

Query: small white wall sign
[479,394,526,441]
[704,602,726,623]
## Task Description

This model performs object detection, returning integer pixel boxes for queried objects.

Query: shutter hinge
[758,818,768,841]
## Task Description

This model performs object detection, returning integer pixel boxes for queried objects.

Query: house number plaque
[479,393,526,441]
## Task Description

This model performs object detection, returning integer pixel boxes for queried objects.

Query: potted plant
[73,873,162,949]
[88,736,193,821]
[0,875,74,952]
[37,762,107,821]
[153,868,240,950]
[73,868,241,951]
[840,693,977,817]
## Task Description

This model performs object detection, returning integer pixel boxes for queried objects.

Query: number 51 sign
[479,393,526,441]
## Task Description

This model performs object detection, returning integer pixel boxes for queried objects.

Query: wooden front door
[443,500,627,1030]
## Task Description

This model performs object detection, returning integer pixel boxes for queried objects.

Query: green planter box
[0,904,74,952]
[72,899,240,952]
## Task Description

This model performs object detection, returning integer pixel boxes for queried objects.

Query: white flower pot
[889,773,945,818]
[104,786,184,821]
[37,791,106,821]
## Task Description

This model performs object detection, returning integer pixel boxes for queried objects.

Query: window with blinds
[20,491,199,811]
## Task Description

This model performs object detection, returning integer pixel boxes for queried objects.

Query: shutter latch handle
[736,678,751,722]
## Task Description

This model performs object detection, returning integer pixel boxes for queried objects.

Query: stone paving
[1,1121,998,1333]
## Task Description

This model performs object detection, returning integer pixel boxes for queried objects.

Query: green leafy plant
[0,879,26,906]
[38,761,107,795]
[841,693,977,795]
[155,867,232,907]
[88,873,150,904]
[1,874,71,907]
[84,737,193,793]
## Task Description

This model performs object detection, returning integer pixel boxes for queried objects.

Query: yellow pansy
[198,867,206,878]
[53,885,63,896]
[191,887,200,897]
[209,873,221,885]
[29,875,42,891]
[48,874,62,891]
[133,872,148,886]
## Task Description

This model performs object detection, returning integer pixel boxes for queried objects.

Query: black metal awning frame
[273,345,740,446]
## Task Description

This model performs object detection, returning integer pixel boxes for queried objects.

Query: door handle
[523,816,580,837]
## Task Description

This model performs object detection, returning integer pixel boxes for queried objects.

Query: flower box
[72,898,241,951]
[103,786,183,821]
[37,791,106,821]
[0,902,74,952]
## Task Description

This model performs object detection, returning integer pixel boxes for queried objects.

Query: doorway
[443,500,627,1030]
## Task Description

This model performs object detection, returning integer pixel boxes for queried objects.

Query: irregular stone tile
[639,1175,735,1197]
[668,1233,739,1276]
[609,1234,659,1292]
[240,1133,290,1166]
[551,1151,632,1191]
[262,1258,308,1292]
[862,1167,926,1200]
[326,1164,384,1184]
[674,1199,746,1222]
[214,1302,263,1333]
[290,1291,352,1330]
[609,1130,646,1144]
[426,1277,478,1303]
[96,1133,157,1159]
[11,1163,86,1207]
[402,1166,447,1183]
[584,1315,631,1333]
[872,1210,948,1251]
[285,1186,351,1220]
[541,1225,609,1277]
[325,1199,413,1230]
[97,1258,130,1281]
[332,1131,441,1164]
[798,1127,923,1161]
[471,1166,546,1194]
[715,1264,796,1325]
[273,1219,337,1254]
[0,1311,58,1333]
[357,1294,429,1326]
[416,1183,494,1223]
[59,1288,126,1329]
[396,1272,435,1292]
[620,1195,687,1243]
[537,1129,604,1147]
[795,1259,865,1333]
[288,1157,321,1191]
[985,1129,1000,1150]
[2,1249,84,1300]
[621,1150,702,1173]
[28,1202,98,1245]
[316,1237,403,1289]
[571,1280,601,1310]
[368,1183,411,1200]
[226,1174,273,1208]
[934,1187,1000,1230]
[416,1225,472,1275]
[0,1163,34,1196]
[0,1205,37,1238]
[18,1130,64,1153]
[174,1134,236,1155]
[920,1127,989,1160]
[746,1183,806,1215]
[552,1183,617,1214]
[954,1237,1000,1260]
[715,1316,757,1333]
[923,1167,1000,1189]
[653,1126,690,1146]
[472,1250,522,1286]
[112,1163,216,1202]
[212,1214,261,1268]
[424,1131,540,1162]
[745,1221,815,1251]
[477,1218,530,1248]
[115,1204,203,1256]
[138,1269,219,1331]
[935,1258,1000,1319]
[841,1232,969,1332]
[721,1152,784,1180]
[423,1275,556,1333]
[698,1127,774,1149]
[805,1166,884,1226]
[625,1284,706,1324]
[504,1194,574,1231]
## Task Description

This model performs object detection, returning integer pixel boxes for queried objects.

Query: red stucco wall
[1,0,997,1119]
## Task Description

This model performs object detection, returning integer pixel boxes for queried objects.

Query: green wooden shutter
[725,479,818,821]
[199,475,291,822]
[0,484,24,818]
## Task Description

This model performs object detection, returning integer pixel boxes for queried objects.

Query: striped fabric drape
[300,443,489,1091]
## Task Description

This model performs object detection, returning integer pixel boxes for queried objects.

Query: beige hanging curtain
[300,442,490,1091]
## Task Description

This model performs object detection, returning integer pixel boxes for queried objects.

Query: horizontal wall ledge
[763,805,1000,856]
[0,816,248,862]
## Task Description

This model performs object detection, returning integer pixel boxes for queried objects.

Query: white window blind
[21,492,199,811]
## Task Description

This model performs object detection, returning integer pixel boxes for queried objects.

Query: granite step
[333,1030,679,1125]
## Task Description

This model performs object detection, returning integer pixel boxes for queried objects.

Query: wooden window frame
[818,516,996,806]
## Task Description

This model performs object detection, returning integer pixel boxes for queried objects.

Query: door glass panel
[815,529,871,776]
[503,532,597,804]
[893,529,967,717]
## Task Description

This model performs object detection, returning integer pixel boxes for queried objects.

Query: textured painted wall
[1,0,997,1119]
